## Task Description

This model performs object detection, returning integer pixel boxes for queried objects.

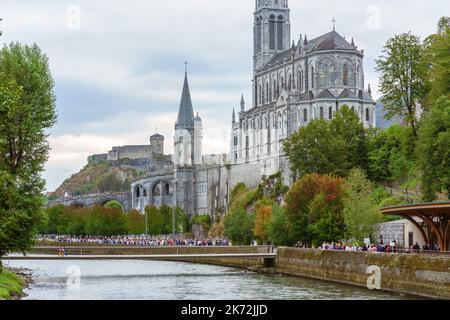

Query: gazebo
[381,202,450,251]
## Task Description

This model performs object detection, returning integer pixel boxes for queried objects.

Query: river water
[5,260,413,300]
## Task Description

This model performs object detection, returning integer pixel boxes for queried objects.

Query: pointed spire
[240,94,245,112]
[351,37,355,47]
[368,83,372,95]
[232,108,236,123]
[176,68,194,130]
[303,34,308,45]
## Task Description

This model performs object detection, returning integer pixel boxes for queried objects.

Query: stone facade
[131,1,376,217]
[230,0,376,184]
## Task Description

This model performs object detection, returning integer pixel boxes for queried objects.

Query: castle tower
[254,0,291,71]
[150,133,164,156]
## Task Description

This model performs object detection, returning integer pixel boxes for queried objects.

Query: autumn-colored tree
[284,174,346,245]
[254,206,272,245]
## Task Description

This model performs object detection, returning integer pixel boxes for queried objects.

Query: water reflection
[4,260,413,300]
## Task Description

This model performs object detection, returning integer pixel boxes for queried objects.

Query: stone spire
[175,69,194,130]
[368,83,372,95]
[240,94,245,112]
[304,34,308,45]
[232,108,236,123]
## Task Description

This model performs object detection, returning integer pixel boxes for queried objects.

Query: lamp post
[172,175,177,240]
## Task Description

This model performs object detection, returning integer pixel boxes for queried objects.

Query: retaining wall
[274,248,450,299]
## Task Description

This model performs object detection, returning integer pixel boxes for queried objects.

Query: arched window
[298,69,303,92]
[303,109,308,122]
[311,67,314,88]
[320,107,324,119]
[135,186,140,198]
[273,80,277,100]
[277,16,284,50]
[366,108,370,122]
[356,65,361,88]
[258,84,262,105]
[343,64,349,86]
[143,188,148,197]
[256,17,262,53]
[329,106,333,120]
[269,16,276,50]
[265,82,269,103]
[288,73,292,91]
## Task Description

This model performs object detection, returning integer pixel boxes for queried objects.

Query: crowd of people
[38,235,230,247]
[318,241,442,253]
[292,239,443,254]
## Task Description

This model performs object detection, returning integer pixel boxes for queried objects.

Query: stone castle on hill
[71,1,375,218]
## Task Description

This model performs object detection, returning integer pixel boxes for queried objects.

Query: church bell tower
[253,0,291,71]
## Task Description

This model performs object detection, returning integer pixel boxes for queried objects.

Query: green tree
[376,33,428,137]
[126,210,145,235]
[0,43,57,270]
[330,105,368,172]
[146,206,165,235]
[343,169,383,242]
[437,17,450,34]
[416,97,450,201]
[283,119,348,178]
[224,209,255,245]
[424,18,450,106]
[267,205,292,246]
[367,125,414,184]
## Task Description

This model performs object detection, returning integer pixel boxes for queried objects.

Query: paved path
[2,253,276,261]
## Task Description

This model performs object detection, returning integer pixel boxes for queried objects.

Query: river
[4,260,414,300]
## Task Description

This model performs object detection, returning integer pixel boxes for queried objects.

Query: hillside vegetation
[52,161,145,198]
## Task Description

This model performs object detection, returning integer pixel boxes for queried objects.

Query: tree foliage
[284,174,347,246]
[367,125,414,184]
[416,97,450,201]
[343,169,383,242]
[0,43,57,269]
[283,119,348,177]
[283,106,368,178]
[424,18,450,106]
[267,205,292,246]
[376,32,428,137]
[223,208,255,245]
[253,198,276,244]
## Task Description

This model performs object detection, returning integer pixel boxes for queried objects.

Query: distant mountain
[375,97,402,129]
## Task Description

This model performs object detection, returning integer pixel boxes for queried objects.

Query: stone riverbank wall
[273,248,450,300]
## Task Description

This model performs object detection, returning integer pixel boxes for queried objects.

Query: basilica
[131,0,376,218]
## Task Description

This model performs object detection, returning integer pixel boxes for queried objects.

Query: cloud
[1,0,445,190]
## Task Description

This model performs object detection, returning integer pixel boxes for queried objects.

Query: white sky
[0,0,448,191]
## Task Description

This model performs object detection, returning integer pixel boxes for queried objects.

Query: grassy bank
[0,268,26,300]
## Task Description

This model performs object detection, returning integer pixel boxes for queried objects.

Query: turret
[193,113,203,165]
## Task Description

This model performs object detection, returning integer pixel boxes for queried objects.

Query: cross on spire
[331,17,336,31]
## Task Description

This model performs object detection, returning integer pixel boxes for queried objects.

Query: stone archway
[150,180,173,207]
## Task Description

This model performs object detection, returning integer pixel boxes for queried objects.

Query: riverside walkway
[2,253,276,261]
